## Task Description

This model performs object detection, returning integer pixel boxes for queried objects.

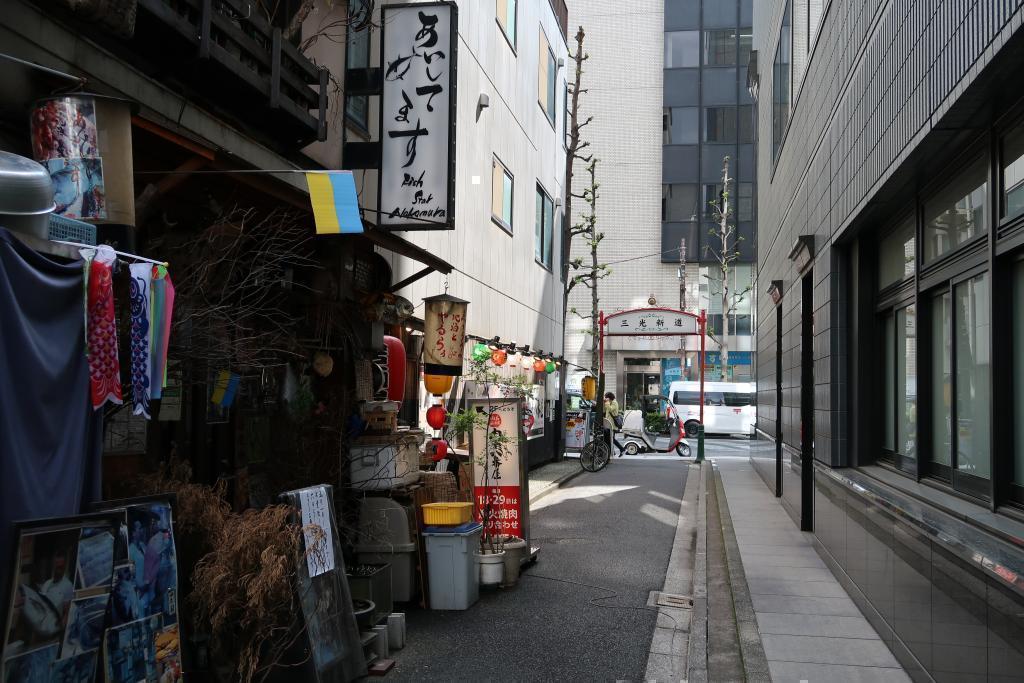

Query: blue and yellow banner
[211,370,240,408]
[305,171,364,234]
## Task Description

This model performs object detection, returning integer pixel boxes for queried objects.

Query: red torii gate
[599,307,707,426]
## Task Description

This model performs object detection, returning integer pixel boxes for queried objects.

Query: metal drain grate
[648,591,694,609]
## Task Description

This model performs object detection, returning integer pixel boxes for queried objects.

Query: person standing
[604,392,623,455]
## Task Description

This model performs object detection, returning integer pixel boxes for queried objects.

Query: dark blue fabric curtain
[0,228,103,613]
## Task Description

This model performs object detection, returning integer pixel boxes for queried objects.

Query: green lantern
[472,343,491,361]
[545,361,556,374]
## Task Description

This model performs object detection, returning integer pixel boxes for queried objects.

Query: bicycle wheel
[580,436,611,472]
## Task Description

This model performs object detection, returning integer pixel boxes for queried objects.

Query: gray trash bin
[422,522,482,610]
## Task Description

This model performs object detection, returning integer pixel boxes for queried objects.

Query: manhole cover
[651,592,693,609]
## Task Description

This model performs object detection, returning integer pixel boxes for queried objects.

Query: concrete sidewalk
[527,456,584,504]
[714,455,911,682]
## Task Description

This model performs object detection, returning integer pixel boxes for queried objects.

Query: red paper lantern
[491,349,507,366]
[426,404,447,430]
[428,438,448,462]
[533,358,546,373]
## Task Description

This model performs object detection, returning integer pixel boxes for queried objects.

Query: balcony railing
[134,0,328,146]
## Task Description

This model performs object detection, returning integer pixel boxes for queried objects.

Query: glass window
[884,313,895,452]
[878,218,916,288]
[535,185,554,268]
[738,182,753,221]
[772,1,792,159]
[738,104,754,143]
[673,391,702,406]
[705,107,737,143]
[563,81,570,148]
[1003,124,1024,219]
[496,0,517,47]
[663,184,699,222]
[538,31,556,125]
[739,28,753,67]
[704,29,737,66]
[955,274,990,480]
[664,107,699,145]
[898,306,917,461]
[932,292,952,468]
[1014,261,1024,487]
[703,183,724,218]
[665,31,699,68]
[808,0,824,49]
[491,157,513,231]
[923,157,987,262]
[345,1,371,130]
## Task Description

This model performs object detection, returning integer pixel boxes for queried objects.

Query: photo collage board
[1,496,181,683]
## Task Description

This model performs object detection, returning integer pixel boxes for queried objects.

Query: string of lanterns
[418,293,595,455]
[465,335,564,374]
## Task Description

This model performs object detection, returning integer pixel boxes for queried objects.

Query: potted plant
[474,419,510,586]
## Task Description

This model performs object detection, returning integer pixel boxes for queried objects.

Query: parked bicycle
[579,427,612,472]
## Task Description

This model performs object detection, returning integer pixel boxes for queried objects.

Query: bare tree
[558,26,595,445]
[567,159,611,424]
[704,156,751,380]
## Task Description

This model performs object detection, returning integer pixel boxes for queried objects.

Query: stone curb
[713,464,772,683]
[528,464,586,505]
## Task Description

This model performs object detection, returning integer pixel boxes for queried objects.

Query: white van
[668,381,755,437]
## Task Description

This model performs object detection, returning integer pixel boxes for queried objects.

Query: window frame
[877,299,917,475]
[496,0,518,52]
[919,266,992,500]
[703,28,739,67]
[563,81,570,150]
[1007,252,1024,506]
[921,152,989,267]
[665,30,700,69]
[771,0,793,163]
[345,0,372,133]
[491,155,514,234]
[664,106,699,145]
[704,106,738,144]
[538,28,557,128]
[535,183,554,270]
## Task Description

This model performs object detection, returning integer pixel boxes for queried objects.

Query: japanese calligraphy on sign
[299,486,335,577]
[422,294,468,375]
[605,308,699,336]
[380,3,457,230]
[470,399,525,538]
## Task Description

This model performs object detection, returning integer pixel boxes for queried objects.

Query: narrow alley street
[392,458,688,682]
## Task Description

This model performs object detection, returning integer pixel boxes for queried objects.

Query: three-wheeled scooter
[615,394,691,457]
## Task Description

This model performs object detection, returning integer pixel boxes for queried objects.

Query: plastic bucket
[500,537,527,586]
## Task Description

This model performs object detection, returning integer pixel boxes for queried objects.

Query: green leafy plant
[449,409,484,447]
[644,412,668,434]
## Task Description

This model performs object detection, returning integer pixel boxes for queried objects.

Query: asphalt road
[390,459,689,682]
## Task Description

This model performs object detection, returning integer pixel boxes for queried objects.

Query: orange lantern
[491,349,507,366]
[424,373,454,395]
[533,358,546,373]
[581,376,597,401]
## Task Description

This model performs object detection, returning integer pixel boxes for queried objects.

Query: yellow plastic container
[422,502,473,526]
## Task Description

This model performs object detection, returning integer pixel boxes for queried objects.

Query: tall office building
[751,1,1024,679]
[565,0,756,409]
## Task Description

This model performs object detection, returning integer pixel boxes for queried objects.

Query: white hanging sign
[379,2,457,231]
[606,308,699,336]
[299,486,335,577]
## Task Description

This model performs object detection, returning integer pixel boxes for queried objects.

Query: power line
[603,245,683,266]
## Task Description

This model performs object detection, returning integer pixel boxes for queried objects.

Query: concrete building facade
[565,0,756,409]
[751,0,1024,679]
